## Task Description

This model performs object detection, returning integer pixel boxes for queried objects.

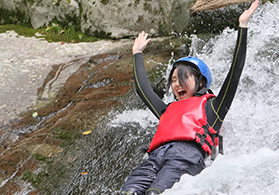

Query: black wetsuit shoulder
[133,27,248,132]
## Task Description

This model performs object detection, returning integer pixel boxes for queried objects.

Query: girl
[121,1,259,194]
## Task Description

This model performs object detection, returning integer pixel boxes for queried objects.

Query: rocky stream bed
[0,31,185,194]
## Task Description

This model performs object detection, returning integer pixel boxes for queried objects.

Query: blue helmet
[172,56,212,88]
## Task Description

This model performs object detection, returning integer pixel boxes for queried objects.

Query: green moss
[44,23,100,42]
[136,15,144,23]
[83,13,88,23]
[53,127,81,141]
[0,1,112,40]
[22,170,49,187]
[134,0,140,5]
[33,153,49,162]
[52,127,82,148]
[22,170,37,185]
[188,3,249,35]
[0,23,101,43]
[92,30,112,38]
[24,0,36,5]
[144,2,152,12]
[0,24,43,36]
[159,6,165,15]
[100,0,109,5]
[0,7,30,26]
[152,7,164,15]
[21,127,83,190]
[49,12,80,30]
[158,21,168,36]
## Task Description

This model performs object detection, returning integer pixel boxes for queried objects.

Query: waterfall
[40,1,279,194]
[162,1,279,194]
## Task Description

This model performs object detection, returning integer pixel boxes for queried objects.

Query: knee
[120,188,138,195]
[120,191,135,195]
[120,188,161,195]
[120,191,129,195]
[146,188,161,195]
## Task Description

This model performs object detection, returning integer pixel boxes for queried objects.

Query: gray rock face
[0,30,133,124]
[0,0,194,38]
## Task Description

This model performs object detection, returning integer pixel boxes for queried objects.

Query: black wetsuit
[121,27,247,195]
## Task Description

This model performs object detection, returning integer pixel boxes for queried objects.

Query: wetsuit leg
[146,142,205,193]
[121,142,204,194]
[120,143,177,195]
[120,151,161,195]
[146,158,205,193]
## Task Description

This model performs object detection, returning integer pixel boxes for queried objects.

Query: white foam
[163,1,279,194]
[163,147,279,195]
[109,109,158,129]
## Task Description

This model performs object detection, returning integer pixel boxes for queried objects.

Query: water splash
[163,1,279,194]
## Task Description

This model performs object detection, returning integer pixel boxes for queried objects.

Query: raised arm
[208,0,259,130]
[133,32,167,119]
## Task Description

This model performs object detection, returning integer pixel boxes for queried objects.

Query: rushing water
[161,1,279,194]
[34,1,279,194]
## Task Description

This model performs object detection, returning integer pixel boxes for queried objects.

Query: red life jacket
[148,94,219,155]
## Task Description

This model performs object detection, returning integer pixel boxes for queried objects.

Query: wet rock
[0,177,3,187]
[1,0,272,38]
[26,144,63,157]
[0,0,194,38]
[0,30,133,125]
[192,0,269,12]
[0,32,184,194]
[0,132,19,151]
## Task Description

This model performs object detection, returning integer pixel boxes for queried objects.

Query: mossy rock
[188,3,251,35]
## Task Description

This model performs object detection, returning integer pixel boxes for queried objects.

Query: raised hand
[132,31,152,54]
[239,0,260,28]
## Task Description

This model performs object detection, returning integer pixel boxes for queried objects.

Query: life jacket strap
[210,134,224,160]
[196,123,223,160]
[196,132,211,155]
[218,135,223,155]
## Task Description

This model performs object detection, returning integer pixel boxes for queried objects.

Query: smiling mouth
[177,89,187,99]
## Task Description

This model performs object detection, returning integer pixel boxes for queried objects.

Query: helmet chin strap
[193,74,205,96]
[198,74,203,86]
[194,88,214,97]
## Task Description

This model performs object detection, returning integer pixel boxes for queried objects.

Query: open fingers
[138,31,149,40]
[132,31,151,54]
[239,0,259,27]
[248,0,259,14]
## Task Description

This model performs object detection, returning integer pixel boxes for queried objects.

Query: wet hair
[167,61,207,95]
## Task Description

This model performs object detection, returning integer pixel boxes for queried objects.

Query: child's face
[171,68,196,101]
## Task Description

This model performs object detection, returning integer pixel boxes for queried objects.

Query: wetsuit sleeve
[133,53,167,119]
[207,27,248,131]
